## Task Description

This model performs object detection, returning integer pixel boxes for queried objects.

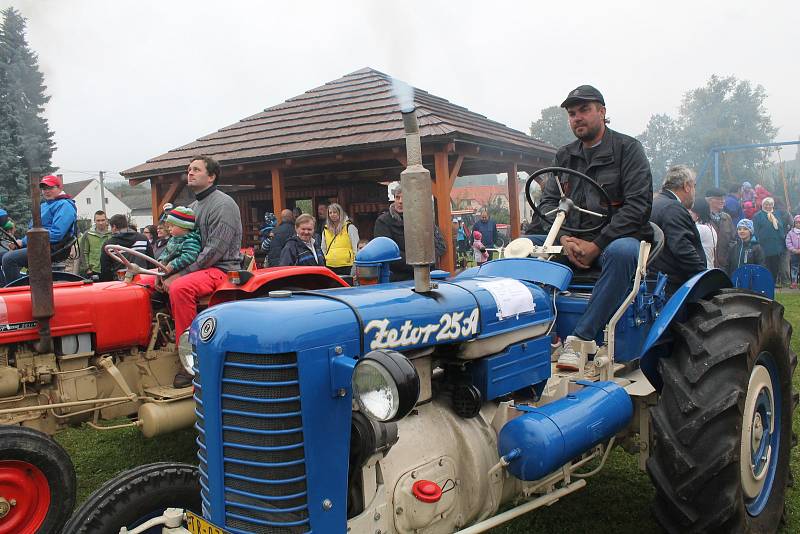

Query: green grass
[58,292,800,532]
[55,425,196,504]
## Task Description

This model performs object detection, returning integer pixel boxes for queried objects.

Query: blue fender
[477,257,573,291]
[638,269,732,386]
[730,264,774,298]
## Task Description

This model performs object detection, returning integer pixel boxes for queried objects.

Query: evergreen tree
[0,7,56,225]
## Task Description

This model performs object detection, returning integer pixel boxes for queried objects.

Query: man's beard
[573,123,603,142]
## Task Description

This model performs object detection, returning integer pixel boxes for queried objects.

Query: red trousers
[170,268,227,340]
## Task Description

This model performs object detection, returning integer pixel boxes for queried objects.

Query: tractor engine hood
[336,278,553,352]
[192,277,553,358]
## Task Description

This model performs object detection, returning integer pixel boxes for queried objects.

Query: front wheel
[61,462,200,534]
[647,290,797,533]
[0,426,76,534]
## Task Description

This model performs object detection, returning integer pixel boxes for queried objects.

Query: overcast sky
[3,0,798,184]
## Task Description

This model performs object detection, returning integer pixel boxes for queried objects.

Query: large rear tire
[61,462,200,534]
[0,426,76,534]
[647,290,797,533]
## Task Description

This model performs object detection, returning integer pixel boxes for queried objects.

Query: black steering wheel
[0,227,18,251]
[525,166,614,235]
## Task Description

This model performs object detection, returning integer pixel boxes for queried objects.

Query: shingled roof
[122,67,554,178]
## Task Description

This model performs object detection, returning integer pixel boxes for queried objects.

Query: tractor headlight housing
[178,330,196,376]
[352,350,419,422]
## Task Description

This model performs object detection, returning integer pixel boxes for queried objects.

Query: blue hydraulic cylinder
[497,381,633,481]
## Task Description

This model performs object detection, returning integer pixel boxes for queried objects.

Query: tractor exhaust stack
[27,170,55,354]
[400,106,435,293]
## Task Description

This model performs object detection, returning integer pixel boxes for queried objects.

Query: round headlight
[352,350,419,422]
[178,330,195,376]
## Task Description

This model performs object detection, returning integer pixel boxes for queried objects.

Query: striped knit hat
[166,206,195,230]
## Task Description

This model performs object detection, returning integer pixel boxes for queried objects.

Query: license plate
[185,511,229,534]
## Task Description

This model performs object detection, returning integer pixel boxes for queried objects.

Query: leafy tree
[0,7,55,224]
[530,105,573,149]
[638,75,776,191]
[637,113,684,184]
[487,196,509,225]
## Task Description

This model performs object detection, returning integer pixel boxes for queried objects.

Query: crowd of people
[690,182,800,288]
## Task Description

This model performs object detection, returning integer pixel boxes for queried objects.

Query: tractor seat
[569,222,664,286]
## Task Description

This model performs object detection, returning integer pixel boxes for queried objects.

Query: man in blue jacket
[0,175,77,285]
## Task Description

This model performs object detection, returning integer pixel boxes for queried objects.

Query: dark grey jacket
[648,190,706,291]
[539,128,654,249]
[187,187,243,273]
[268,221,296,267]
[374,204,446,281]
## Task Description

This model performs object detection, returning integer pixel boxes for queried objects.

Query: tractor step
[143,385,194,400]
[550,361,625,382]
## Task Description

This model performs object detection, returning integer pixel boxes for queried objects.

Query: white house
[63,179,131,222]
[126,197,156,230]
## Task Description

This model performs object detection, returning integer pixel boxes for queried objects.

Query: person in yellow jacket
[322,203,360,276]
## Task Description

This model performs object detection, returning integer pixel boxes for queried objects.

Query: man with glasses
[0,174,77,285]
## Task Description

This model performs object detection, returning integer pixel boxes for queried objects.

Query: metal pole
[714,151,720,188]
[99,170,107,212]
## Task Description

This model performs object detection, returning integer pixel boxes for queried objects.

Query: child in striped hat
[159,206,202,275]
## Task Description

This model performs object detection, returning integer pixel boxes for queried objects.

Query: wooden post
[433,151,455,274]
[161,178,185,209]
[271,168,286,215]
[507,162,520,240]
[150,180,162,223]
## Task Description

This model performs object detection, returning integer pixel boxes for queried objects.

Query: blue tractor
[65,109,795,534]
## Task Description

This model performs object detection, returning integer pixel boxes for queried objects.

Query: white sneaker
[556,336,597,372]
[556,337,581,371]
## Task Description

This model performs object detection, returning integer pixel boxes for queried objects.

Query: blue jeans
[0,247,29,285]
[572,237,639,341]
[522,235,640,340]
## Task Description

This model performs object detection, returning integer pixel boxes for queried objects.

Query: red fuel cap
[411,479,442,503]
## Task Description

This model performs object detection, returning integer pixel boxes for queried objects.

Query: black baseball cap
[561,85,605,108]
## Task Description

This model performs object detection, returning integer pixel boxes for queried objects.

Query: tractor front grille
[217,351,310,534]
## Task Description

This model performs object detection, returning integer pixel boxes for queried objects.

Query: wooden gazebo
[122,68,556,272]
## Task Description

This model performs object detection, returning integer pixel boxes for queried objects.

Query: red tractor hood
[0,281,153,352]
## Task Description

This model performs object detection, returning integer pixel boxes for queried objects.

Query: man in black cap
[539,85,654,372]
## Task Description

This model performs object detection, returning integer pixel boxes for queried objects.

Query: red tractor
[0,226,346,534]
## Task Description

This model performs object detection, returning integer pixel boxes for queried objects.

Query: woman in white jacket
[691,196,716,269]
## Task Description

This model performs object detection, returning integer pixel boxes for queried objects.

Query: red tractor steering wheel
[104,244,168,277]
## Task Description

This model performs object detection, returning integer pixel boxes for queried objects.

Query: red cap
[40,175,62,188]
[411,480,442,503]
